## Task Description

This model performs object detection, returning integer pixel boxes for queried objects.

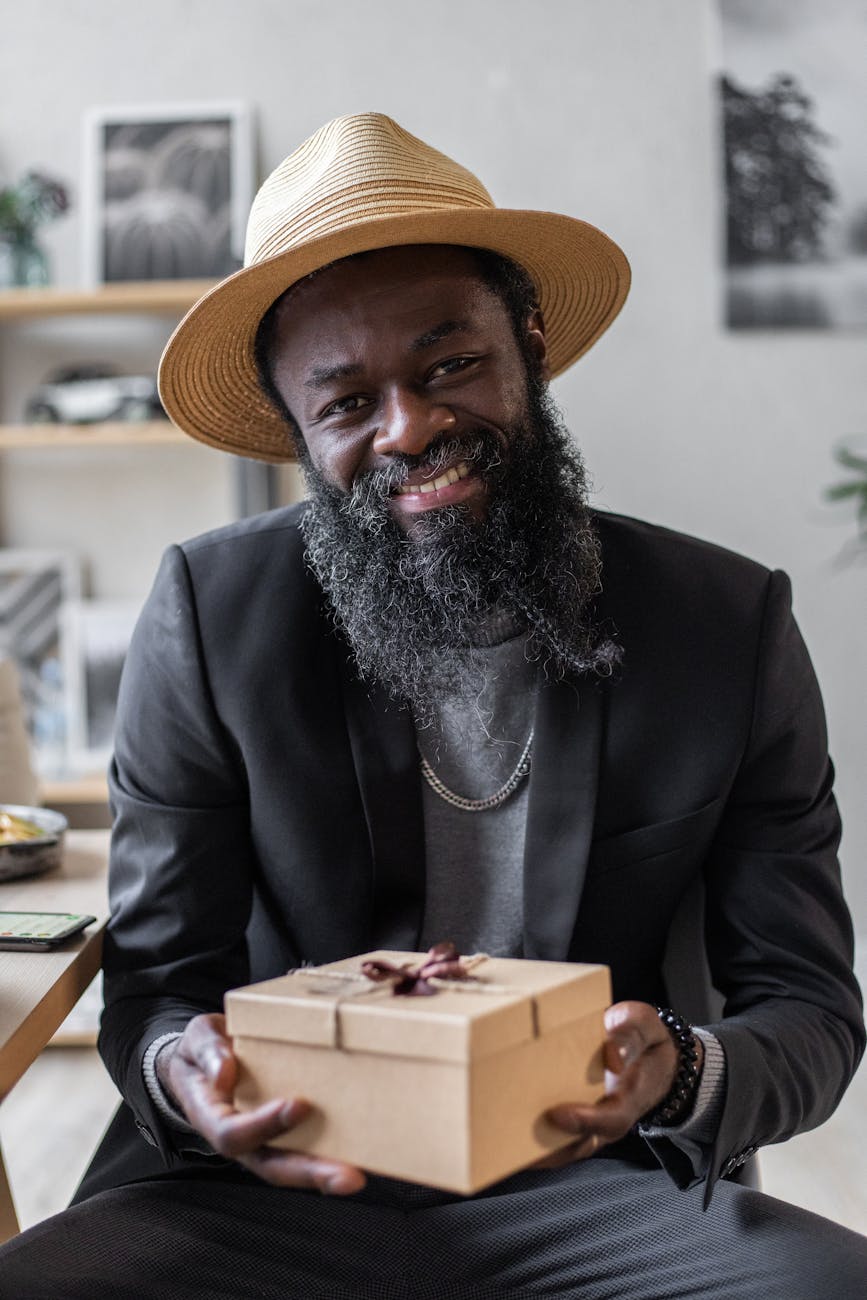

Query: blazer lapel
[340,659,426,952]
[522,674,603,960]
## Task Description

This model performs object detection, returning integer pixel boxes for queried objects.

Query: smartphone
[0,911,97,951]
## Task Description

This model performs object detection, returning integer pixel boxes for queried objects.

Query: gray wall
[1,0,865,924]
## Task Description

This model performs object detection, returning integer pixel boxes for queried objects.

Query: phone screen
[0,912,96,950]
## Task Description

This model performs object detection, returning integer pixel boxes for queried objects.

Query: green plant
[0,170,69,243]
[826,441,867,552]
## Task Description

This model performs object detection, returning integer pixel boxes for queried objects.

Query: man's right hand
[156,1011,366,1195]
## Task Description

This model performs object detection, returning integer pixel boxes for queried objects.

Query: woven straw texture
[158,113,631,463]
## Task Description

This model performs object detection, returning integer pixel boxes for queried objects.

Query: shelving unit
[0,422,187,449]
[0,281,220,807]
[0,280,214,320]
[0,280,211,448]
[0,278,280,510]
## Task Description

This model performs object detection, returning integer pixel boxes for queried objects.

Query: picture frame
[81,100,255,285]
[717,0,867,329]
[62,599,141,773]
[0,549,81,776]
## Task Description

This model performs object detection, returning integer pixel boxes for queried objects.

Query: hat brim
[158,208,630,463]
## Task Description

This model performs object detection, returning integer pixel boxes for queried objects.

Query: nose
[372,387,456,458]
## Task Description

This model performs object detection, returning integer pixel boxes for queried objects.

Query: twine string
[287,948,528,1047]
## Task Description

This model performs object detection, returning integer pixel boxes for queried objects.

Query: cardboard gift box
[225,949,611,1193]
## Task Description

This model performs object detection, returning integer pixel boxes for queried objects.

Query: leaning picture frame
[61,599,141,773]
[0,549,81,777]
[81,100,255,285]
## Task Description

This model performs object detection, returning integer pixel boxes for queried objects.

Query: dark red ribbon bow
[361,941,474,996]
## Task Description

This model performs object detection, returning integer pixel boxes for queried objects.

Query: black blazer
[96,505,864,1203]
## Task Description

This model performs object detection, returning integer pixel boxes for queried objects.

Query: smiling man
[259,244,617,719]
[1,113,865,1299]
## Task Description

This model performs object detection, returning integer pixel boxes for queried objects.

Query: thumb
[202,1038,237,1089]
[603,1007,645,1074]
[185,1015,239,1094]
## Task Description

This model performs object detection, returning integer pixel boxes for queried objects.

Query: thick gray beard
[300,384,620,723]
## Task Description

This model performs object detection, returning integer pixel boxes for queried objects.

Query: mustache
[345,431,504,517]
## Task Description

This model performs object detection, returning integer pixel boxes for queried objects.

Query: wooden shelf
[39,774,109,806]
[0,280,215,320]
[0,421,188,449]
[38,774,111,832]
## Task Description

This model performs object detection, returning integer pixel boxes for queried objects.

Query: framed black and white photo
[82,100,255,284]
[62,600,140,772]
[0,549,81,775]
[717,0,867,328]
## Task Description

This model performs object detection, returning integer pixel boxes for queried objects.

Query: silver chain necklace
[418,730,534,813]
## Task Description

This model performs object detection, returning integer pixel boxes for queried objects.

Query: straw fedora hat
[158,112,631,463]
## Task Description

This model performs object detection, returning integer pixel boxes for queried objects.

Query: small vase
[0,236,51,288]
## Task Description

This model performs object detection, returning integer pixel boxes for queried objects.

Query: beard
[299,375,620,721]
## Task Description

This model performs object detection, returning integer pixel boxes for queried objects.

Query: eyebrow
[410,319,470,351]
[304,362,364,390]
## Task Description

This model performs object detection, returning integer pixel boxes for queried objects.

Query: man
[2,112,865,1298]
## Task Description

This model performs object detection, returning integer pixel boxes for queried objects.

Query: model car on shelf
[25,364,166,424]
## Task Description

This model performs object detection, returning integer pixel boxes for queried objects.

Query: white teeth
[396,460,471,495]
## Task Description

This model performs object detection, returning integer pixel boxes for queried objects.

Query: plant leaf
[834,446,867,473]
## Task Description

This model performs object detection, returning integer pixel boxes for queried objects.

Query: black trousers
[1,1156,866,1300]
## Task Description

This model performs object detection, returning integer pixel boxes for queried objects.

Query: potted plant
[0,170,70,288]
[826,440,867,560]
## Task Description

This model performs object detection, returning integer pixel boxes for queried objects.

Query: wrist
[142,1030,198,1132]
[640,1007,702,1127]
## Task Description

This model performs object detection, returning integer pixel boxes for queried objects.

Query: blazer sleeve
[698,569,864,1203]
[98,543,256,1163]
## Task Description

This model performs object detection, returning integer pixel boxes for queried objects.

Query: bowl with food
[0,805,68,882]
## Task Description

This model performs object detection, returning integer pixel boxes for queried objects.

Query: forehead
[271,245,510,372]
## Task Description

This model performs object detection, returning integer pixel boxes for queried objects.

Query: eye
[427,355,477,380]
[320,393,372,418]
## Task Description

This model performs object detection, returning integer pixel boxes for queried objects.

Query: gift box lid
[225,951,610,1064]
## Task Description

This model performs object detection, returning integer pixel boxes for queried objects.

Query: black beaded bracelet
[640,1007,701,1128]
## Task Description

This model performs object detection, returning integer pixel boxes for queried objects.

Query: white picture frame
[0,549,81,776]
[62,599,141,773]
[81,100,255,285]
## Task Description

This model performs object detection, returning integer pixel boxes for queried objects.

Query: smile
[395,461,472,495]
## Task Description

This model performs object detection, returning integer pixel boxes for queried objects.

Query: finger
[192,1094,313,1159]
[237,1148,367,1194]
[550,1057,681,1139]
[546,1096,640,1146]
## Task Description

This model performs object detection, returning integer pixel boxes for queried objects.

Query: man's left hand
[541,1001,704,1165]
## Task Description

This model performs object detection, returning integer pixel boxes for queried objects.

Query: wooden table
[0,830,109,1240]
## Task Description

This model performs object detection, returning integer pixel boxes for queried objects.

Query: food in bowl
[0,809,45,843]
[0,805,68,882]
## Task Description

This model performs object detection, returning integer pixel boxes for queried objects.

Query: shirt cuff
[639,1028,726,1143]
[142,1031,199,1134]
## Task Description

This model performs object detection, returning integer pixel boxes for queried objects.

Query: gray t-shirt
[417,627,536,958]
